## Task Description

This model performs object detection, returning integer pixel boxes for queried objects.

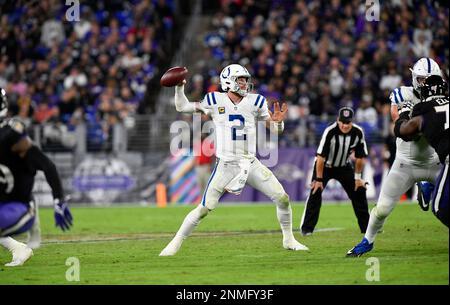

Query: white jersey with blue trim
[200,92,270,161]
[389,86,439,165]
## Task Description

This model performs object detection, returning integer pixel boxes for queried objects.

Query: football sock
[0,237,22,251]
[276,204,295,241]
[365,208,386,244]
[28,204,41,248]
[175,205,209,239]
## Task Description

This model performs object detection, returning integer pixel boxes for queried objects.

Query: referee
[300,107,370,235]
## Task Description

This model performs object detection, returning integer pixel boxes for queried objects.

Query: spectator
[64,67,88,90]
[0,0,178,151]
[1,0,448,153]
[33,99,57,124]
[41,18,65,48]
[413,21,433,50]
[379,65,402,91]
[395,34,413,65]
[355,97,378,129]
[412,32,431,58]
[329,57,345,103]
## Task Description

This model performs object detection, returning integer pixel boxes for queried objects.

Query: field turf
[0,202,448,285]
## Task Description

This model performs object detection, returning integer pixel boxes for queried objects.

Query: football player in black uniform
[394,75,449,227]
[0,88,73,266]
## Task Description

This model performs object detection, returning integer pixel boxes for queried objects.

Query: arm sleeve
[354,130,369,158]
[394,116,422,140]
[175,85,196,113]
[175,85,212,115]
[25,145,64,200]
[411,102,430,118]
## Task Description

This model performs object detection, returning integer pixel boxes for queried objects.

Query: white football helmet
[409,57,442,90]
[220,64,253,96]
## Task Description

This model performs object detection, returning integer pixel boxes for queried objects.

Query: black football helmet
[0,87,8,120]
[419,75,449,102]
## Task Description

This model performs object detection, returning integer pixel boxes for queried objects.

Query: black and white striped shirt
[316,122,369,167]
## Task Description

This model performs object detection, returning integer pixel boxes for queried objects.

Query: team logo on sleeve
[218,107,226,114]
[8,120,25,134]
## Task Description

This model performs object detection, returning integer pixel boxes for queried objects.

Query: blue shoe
[346,238,374,257]
[417,182,434,211]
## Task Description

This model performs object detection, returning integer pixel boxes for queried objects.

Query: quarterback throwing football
[159,64,308,256]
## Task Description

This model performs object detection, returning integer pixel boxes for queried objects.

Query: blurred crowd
[0,0,175,150]
[0,0,448,153]
[187,0,449,147]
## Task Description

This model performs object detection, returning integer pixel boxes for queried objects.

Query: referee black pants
[300,163,370,234]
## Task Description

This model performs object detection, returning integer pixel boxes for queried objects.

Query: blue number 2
[229,115,246,141]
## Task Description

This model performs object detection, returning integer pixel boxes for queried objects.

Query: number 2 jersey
[411,97,449,164]
[0,118,35,204]
[198,92,270,161]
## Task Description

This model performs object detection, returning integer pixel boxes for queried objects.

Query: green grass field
[0,202,448,285]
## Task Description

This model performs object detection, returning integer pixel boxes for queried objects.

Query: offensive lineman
[395,75,448,227]
[0,88,73,266]
[346,58,443,257]
[159,64,309,256]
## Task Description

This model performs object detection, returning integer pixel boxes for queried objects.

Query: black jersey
[0,118,36,204]
[411,97,449,164]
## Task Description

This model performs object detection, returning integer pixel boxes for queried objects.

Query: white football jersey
[389,86,439,165]
[199,92,270,161]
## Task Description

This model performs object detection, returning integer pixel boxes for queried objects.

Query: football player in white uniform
[159,64,309,256]
[347,58,442,256]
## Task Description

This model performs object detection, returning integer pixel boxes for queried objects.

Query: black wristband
[315,177,324,182]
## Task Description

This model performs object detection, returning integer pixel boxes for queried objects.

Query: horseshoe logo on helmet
[221,67,231,79]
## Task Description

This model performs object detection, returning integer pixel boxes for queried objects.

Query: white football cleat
[283,239,309,251]
[5,244,33,267]
[159,237,183,256]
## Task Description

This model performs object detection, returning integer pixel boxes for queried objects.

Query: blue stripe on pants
[201,160,219,207]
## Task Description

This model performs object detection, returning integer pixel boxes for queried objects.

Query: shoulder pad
[252,94,266,109]
[204,92,218,106]
[390,86,414,105]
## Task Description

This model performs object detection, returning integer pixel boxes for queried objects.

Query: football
[160,66,188,87]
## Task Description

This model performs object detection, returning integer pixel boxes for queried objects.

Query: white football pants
[173,157,294,241]
[365,158,441,243]
[201,157,287,210]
